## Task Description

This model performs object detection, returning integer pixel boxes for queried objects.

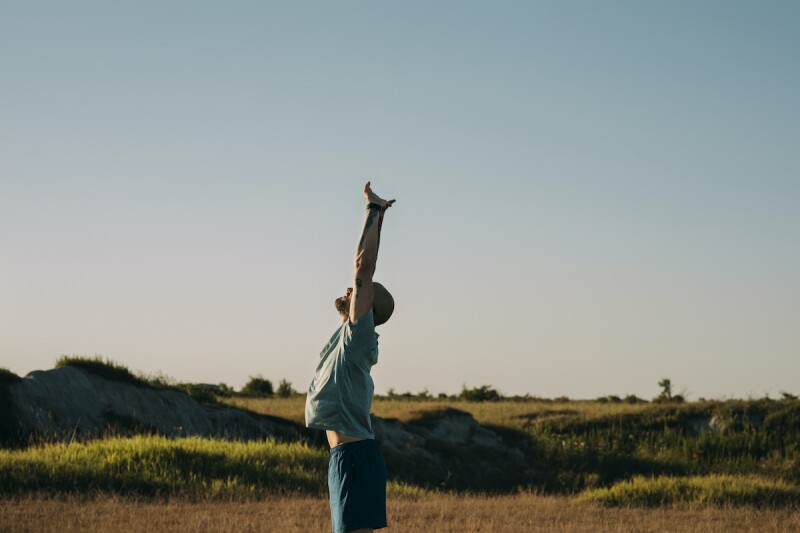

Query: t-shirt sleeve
[344,308,378,367]
[347,307,375,338]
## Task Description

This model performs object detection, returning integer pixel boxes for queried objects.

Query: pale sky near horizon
[2,1,798,400]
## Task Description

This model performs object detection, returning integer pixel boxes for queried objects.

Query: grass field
[3,493,800,533]
[224,395,654,427]
[3,392,800,531]
[227,395,800,493]
[0,435,328,498]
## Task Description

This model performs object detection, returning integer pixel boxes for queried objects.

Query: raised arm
[349,182,395,323]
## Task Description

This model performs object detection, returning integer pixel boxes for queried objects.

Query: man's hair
[372,282,394,326]
[334,296,348,319]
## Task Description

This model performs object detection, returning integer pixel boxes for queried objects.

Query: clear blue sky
[2,1,798,399]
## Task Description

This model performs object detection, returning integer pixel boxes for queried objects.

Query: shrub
[276,379,295,398]
[138,371,178,388]
[175,383,221,406]
[459,385,501,402]
[241,375,273,397]
[215,383,235,397]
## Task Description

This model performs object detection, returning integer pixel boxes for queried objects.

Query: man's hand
[364,181,396,210]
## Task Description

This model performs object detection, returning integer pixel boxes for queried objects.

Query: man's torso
[305,309,379,440]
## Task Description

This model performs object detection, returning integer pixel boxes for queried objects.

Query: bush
[215,383,235,397]
[241,375,273,397]
[459,385,501,402]
[276,379,295,398]
[175,383,221,406]
[624,394,646,404]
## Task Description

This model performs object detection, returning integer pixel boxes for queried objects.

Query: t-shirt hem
[306,423,374,440]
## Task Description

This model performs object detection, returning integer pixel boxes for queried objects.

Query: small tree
[276,379,295,398]
[657,378,673,402]
[654,378,686,403]
[241,375,274,397]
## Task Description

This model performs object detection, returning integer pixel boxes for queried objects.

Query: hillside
[1,365,302,445]
[3,363,800,499]
[0,364,531,492]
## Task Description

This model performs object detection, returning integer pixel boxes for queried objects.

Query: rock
[4,366,534,491]
[412,409,505,448]
[371,415,429,455]
[7,366,301,443]
[372,408,531,490]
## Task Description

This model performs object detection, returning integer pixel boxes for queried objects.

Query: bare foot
[364,181,396,209]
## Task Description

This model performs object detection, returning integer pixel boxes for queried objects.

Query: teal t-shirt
[305,308,379,439]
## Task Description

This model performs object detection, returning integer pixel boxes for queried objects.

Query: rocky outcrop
[373,408,532,491]
[4,366,302,444]
[4,366,534,491]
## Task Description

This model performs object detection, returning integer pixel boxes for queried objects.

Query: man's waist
[327,430,367,449]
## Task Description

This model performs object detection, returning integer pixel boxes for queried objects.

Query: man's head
[371,282,395,325]
[334,282,394,326]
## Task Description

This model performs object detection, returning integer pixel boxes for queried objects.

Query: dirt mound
[4,366,534,491]
[4,366,301,444]
[373,408,532,491]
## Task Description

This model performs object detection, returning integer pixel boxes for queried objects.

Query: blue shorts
[328,439,387,533]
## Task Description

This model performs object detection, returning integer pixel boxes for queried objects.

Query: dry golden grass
[224,396,652,429]
[3,493,799,533]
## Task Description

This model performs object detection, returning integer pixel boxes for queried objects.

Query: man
[305,181,396,533]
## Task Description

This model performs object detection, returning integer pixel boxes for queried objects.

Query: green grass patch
[227,396,800,492]
[0,435,329,498]
[386,481,433,499]
[579,475,800,507]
